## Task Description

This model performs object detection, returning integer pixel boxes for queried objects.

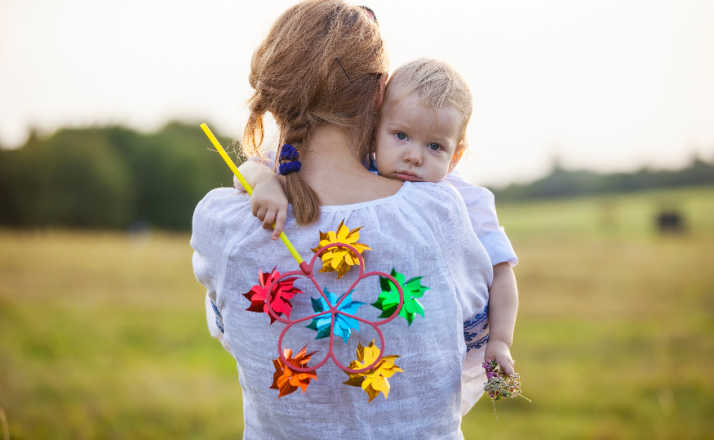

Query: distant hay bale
[655,210,687,234]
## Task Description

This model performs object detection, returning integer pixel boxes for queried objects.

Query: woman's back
[192,181,492,439]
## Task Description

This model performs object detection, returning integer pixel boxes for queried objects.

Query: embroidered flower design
[312,220,371,278]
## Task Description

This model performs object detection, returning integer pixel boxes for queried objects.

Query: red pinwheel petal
[244,269,304,323]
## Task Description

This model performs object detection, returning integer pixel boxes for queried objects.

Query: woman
[191,1,492,438]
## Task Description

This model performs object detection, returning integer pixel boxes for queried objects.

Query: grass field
[1,186,713,439]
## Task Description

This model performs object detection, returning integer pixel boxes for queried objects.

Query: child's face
[375,91,463,182]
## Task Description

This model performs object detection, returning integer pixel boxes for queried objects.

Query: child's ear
[449,141,466,171]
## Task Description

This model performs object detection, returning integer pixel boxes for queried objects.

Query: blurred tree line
[0,122,241,230]
[1,122,713,230]
[493,156,714,201]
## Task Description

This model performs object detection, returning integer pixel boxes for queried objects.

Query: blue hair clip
[279,144,299,161]
[279,161,302,175]
[279,144,301,175]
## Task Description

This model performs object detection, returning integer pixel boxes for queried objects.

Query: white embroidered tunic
[191,181,492,440]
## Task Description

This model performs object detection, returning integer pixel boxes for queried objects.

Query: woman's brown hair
[243,0,387,224]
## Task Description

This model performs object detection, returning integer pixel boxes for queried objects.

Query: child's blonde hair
[385,59,472,158]
[243,0,387,225]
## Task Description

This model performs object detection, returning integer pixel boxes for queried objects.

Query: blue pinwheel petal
[316,325,331,339]
[306,289,365,343]
[311,296,326,312]
[324,290,338,306]
[340,301,364,315]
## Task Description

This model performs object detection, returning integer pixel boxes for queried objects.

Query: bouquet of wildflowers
[483,360,530,402]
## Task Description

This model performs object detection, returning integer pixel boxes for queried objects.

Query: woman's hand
[251,176,288,240]
[484,338,515,376]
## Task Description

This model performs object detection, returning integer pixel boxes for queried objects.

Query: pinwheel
[200,123,417,401]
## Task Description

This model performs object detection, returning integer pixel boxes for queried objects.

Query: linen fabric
[191,181,493,440]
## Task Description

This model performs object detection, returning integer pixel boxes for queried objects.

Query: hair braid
[242,0,387,224]
[279,112,320,224]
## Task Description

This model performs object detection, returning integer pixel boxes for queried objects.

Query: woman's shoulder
[442,173,496,203]
[197,186,245,204]
[318,181,467,222]
[195,187,251,218]
[191,187,254,249]
[405,181,468,211]
[403,181,473,237]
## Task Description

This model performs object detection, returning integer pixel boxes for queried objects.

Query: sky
[1,0,713,185]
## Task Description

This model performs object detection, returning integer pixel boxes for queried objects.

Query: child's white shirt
[443,170,518,267]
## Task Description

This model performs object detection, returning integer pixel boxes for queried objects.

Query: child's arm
[235,159,274,193]
[443,172,520,374]
[235,160,289,239]
[485,262,518,375]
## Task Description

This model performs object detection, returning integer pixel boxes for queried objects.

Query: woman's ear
[375,73,388,110]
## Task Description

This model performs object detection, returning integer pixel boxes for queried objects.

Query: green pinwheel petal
[402,309,414,325]
[405,276,428,298]
[373,269,429,325]
[379,276,392,292]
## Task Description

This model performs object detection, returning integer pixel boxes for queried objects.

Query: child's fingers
[498,355,515,376]
[262,209,277,230]
[254,206,267,221]
[484,350,515,376]
[272,210,287,240]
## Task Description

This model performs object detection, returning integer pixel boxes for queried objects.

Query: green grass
[498,185,714,241]
[1,186,714,439]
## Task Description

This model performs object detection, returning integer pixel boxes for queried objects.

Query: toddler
[239,58,519,413]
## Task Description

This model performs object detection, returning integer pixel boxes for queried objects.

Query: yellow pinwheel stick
[200,123,307,270]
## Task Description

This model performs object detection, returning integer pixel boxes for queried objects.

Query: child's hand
[235,160,274,193]
[484,338,515,376]
[251,176,288,240]
[233,175,245,192]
